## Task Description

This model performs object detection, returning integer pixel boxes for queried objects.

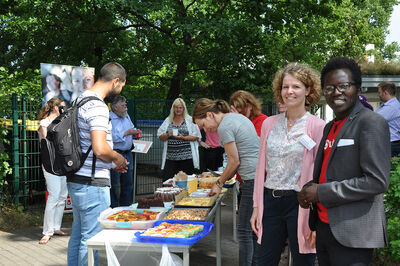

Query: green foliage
[0,0,399,101]
[360,60,400,75]
[0,67,42,118]
[0,127,11,201]
[377,157,400,263]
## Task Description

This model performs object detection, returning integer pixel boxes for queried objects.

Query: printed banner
[40,63,95,105]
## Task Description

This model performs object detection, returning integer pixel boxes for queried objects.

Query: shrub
[359,61,400,75]
[375,157,400,264]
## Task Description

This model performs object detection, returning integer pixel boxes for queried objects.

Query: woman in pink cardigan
[250,63,325,265]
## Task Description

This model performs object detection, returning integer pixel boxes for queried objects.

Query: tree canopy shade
[1,0,399,100]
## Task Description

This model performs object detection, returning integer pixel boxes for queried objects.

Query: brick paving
[0,200,290,266]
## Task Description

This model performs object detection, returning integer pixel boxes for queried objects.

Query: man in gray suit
[298,57,391,265]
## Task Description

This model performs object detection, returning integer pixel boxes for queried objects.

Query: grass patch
[0,204,73,232]
[0,205,44,231]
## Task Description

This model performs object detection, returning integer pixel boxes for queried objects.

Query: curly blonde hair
[272,62,321,108]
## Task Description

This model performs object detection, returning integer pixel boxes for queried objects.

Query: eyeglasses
[324,82,355,94]
[59,106,65,113]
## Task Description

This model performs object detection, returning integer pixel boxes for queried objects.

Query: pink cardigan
[253,113,325,254]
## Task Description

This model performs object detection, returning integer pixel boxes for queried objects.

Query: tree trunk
[166,57,189,100]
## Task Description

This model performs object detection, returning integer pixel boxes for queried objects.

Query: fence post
[22,94,28,207]
[12,93,20,205]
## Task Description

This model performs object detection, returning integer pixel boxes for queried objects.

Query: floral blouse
[264,112,309,191]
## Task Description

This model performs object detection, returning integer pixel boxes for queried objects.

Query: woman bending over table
[192,98,260,266]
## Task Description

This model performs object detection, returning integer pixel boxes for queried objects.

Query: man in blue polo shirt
[376,81,400,157]
[110,95,141,207]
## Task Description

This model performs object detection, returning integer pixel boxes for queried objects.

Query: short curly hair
[320,57,362,89]
[273,62,321,108]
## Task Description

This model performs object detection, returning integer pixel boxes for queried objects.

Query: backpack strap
[75,96,104,179]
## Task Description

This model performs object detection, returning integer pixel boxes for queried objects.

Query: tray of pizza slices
[99,206,168,230]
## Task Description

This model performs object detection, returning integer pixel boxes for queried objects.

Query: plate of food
[134,220,214,245]
[174,194,218,208]
[165,208,210,221]
[99,206,167,230]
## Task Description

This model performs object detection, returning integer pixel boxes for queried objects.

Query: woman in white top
[37,97,68,244]
[157,98,201,181]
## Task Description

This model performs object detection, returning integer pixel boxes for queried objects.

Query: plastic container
[175,180,188,189]
[134,220,214,245]
[99,206,167,230]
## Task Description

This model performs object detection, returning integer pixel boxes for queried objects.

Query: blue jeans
[67,183,110,266]
[110,151,134,207]
[254,193,315,266]
[238,180,257,266]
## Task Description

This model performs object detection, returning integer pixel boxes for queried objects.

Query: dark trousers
[203,146,224,171]
[254,193,316,266]
[110,151,134,208]
[161,159,194,181]
[391,141,400,157]
[237,180,257,266]
[316,219,373,266]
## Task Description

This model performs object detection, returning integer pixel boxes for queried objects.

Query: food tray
[174,194,218,208]
[223,176,236,188]
[134,220,214,245]
[165,208,210,221]
[99,206,167,230]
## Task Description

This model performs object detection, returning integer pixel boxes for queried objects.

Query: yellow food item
[177,196,216,207]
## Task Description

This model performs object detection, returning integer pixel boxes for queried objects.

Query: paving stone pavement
[0,201,290,266]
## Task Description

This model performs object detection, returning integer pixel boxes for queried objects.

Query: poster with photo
[40,63,95,105]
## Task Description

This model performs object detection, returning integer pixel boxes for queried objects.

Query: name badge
[299,134,316,150]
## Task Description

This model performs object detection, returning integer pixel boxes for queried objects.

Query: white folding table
[87,192,227,266]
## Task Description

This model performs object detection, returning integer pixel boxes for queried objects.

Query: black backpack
[40,96,102,176]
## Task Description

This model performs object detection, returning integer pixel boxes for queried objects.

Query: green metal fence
[2,94,43,208]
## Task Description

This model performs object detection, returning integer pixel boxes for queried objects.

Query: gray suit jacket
[309,101,391,248]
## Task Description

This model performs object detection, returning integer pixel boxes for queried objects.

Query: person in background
[359,94,374,111]
[110,95,141,207]
[251,62,325,265]
[230,90,269,210]
[67,62,128,266]
[230,90,268,136]
[157,98,201,181]
[192,98,259,265]
[298,57,390,265]
[200,130,224,171]
[376,81,400,157]
[277,102,287,113]
[37,97,68,244]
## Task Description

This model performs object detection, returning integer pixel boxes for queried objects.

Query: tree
[1,0,399,101]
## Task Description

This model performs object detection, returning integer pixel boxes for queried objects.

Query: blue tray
[134,220,214,245]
